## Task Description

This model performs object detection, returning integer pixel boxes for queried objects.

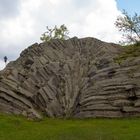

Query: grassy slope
[114,44,140,64]
[0,114,140,140]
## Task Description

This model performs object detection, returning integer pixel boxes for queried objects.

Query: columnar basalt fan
[0,37,140,119]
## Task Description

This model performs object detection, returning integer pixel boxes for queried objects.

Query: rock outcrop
[0,37,140,119]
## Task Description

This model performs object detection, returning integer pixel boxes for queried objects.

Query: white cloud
[0,0,122,70]
[0,60,5,70]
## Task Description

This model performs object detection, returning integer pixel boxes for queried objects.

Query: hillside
[0,37,140,119]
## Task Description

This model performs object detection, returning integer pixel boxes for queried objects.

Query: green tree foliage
[40,24,69,42]
[115,10,140,44]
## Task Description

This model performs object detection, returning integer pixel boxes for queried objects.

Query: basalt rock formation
[0,37,140,119]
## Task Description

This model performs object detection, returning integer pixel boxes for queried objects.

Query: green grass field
[0,114,140,140]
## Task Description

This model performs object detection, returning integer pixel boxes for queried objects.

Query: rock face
[0,37,140,119]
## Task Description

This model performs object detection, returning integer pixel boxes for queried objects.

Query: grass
[0,114,140,140]
[114,43,140,64]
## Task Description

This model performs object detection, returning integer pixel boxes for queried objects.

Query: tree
[40,24,69,42]
[115,10,140,44]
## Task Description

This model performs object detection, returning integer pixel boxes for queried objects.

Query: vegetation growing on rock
[114,43,140,64]
[40,24,69,42]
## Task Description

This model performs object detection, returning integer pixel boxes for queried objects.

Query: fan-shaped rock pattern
[1,37,140,119]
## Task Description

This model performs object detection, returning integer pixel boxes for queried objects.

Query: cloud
[0,0,122,70]
[0,59,5,70]
[0,0,21,18]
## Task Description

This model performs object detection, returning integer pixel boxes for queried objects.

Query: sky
[117,0,140,15]
[0,0,139,70]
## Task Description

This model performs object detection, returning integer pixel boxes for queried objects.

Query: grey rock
[0,37,140,119]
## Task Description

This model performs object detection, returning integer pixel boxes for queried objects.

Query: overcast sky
[0,0,139,70]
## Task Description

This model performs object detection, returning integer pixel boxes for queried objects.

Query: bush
[40,24,69,42]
